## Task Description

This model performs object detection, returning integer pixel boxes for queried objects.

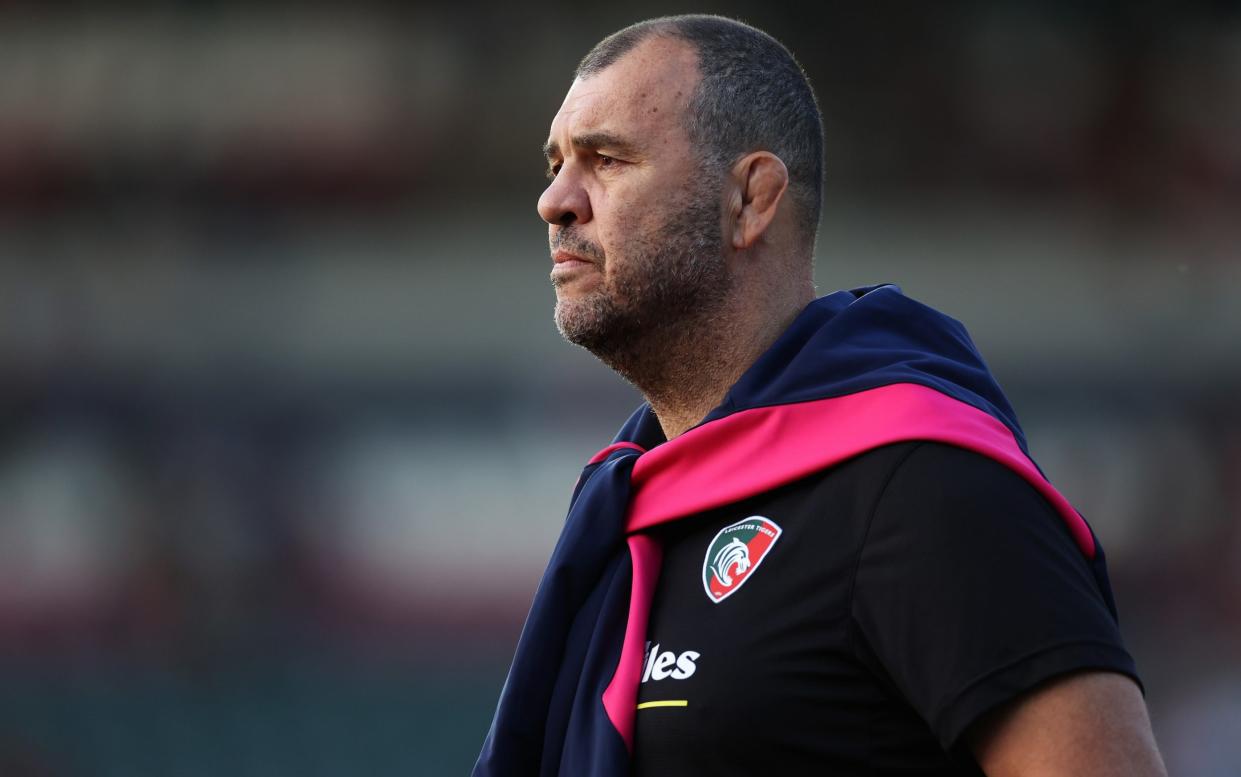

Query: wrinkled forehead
[549,37,699,143]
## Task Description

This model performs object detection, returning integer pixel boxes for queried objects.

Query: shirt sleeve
[847,441,1140,750]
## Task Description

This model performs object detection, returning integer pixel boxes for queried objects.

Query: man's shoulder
[798,439,1042,508]
[818,440,1062,518]
[782,439,1084,562]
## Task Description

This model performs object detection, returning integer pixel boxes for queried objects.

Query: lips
[550,249,598,288]
[553,249,593,266]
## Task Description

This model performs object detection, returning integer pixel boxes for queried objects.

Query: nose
[537,166,592,226]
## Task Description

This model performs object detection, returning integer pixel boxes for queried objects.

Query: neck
[605,290,811,440]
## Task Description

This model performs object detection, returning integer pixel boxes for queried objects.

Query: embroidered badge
[702,516,782,603]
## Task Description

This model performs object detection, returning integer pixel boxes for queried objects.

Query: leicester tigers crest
[702,516,782,603]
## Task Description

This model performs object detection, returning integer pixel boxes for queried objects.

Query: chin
[553,300,591,342]
[555,296,618,349]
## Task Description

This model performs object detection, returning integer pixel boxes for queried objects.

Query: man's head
[575,16,824,239]
[539,15,823,365]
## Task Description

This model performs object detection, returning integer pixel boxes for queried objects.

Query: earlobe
[731,152,789,251]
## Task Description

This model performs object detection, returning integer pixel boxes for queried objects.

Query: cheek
[594,173,673,273]
[595,217,641,283]
[599,197,653,252]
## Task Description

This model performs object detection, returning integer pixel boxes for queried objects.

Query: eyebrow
[542,131,640,161]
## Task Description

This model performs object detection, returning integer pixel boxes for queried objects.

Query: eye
[546,162,561,181]
[597,154,616,169]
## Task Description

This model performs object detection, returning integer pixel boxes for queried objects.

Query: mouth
[552,249,594,267]
[550,248,600,289]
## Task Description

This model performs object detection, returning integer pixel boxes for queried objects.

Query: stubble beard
[551,185,731,380]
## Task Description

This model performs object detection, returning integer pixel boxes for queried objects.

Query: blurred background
[0,1,1238,774]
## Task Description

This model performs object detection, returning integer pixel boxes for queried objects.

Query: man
[476,15,1166,777]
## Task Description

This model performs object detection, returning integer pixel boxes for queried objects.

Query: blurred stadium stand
[0,2,1238,774]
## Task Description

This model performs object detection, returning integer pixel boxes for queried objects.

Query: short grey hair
[577,15,825,244]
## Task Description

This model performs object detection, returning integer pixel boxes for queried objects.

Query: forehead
[548,37,698,148]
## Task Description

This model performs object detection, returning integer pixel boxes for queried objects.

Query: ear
[728,151,789,250]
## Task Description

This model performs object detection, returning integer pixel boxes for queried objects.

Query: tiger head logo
[709,538,751,588]
[702,516,782,603]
